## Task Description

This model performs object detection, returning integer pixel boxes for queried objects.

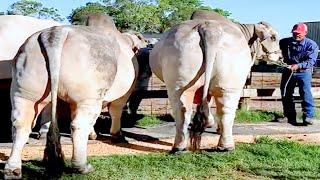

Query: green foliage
[68,0,232,33]
[7,0,64,21]
[136,115,163,127]
[67,2,112,25]
[20,137,320,179]
[235,109,283,123]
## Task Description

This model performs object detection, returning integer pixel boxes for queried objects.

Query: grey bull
[149,12,282,153]
[4,25,136,178]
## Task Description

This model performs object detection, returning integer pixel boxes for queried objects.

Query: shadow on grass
[157,114,175,122]
[0,160,49,179]
[95,112,174,133]
[248,166,320,179]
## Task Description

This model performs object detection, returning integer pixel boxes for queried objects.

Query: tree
[157,0,232,32]
[7,0,64,21]
[111,0,162,32]
[69,1,162,33]
[69,0,232,33]
[68,2,113,24]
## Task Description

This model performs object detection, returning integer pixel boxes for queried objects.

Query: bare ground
[1,132,320,163]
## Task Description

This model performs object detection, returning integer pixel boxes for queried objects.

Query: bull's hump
[170,20,241,40]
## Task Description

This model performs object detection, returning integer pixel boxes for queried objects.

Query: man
[279,23,318,125]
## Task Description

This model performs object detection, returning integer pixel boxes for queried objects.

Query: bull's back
[152,20,217,88]
[58,27,120,101]
[12,25,134,103]
[151,20,252,90]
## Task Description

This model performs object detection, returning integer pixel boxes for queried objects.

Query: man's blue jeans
[280,69,314,121]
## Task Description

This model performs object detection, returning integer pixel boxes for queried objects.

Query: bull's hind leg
[5,97,46,179]
[108,92,131,143]
[214,88,242,151]
[109,89,132,143]
[70,101,101,174]
[168,89,194,153]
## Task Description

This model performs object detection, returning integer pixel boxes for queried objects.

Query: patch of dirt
[1,133,320,162]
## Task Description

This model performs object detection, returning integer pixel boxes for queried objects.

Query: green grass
[235,108,320,124]
[314,110,320,119]
[136,115,163,127]
[134,108,320,126]
[14,137,320,179]
[235,109,282,123]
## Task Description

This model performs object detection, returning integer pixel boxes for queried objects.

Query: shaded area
[94,112,174,135]
[0,79,12,143]
[97,134,170,153]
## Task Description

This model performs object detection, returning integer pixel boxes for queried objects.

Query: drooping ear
[122,34,135,49]
[254,22,271,40]
[122,33,140,53]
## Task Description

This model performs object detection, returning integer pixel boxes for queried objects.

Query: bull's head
[254,22,282,62]
[122,31,148,53]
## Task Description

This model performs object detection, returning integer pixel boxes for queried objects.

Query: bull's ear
[254,22,271,40]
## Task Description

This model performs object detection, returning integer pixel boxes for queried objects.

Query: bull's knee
[71,120,91,134]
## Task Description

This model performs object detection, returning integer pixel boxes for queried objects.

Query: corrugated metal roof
[304,21,320,66]
[305,21,320,46]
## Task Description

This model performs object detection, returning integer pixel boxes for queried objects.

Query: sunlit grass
[14,137,320,179]
[136,115,163,127]
[235,109,282,123]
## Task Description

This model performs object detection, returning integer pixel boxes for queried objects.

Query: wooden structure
[133,62,320,114]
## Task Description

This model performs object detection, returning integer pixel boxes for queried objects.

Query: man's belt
[294,68,312,72]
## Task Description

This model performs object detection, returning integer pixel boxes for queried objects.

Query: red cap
[291,23,307,34]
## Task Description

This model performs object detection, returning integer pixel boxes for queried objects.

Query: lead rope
[283,70,294,97]
[268,60,293,97]
[269,45,294,97]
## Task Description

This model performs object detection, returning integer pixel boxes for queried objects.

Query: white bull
[149,11,281,153]
[4,24,136,178]
[0,15,62,138]
[0,15,61,79]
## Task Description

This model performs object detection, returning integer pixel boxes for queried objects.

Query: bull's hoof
[216,146,235,152]
[110,134,128,143]
[88,132,97,140]
[73,164,95,174]
[4,168,22,179]
[169,148,189,155]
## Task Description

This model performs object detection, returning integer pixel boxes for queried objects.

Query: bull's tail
[190,22,221,151]
[40,27,70,176]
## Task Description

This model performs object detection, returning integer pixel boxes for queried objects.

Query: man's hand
[290,64,299,71]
